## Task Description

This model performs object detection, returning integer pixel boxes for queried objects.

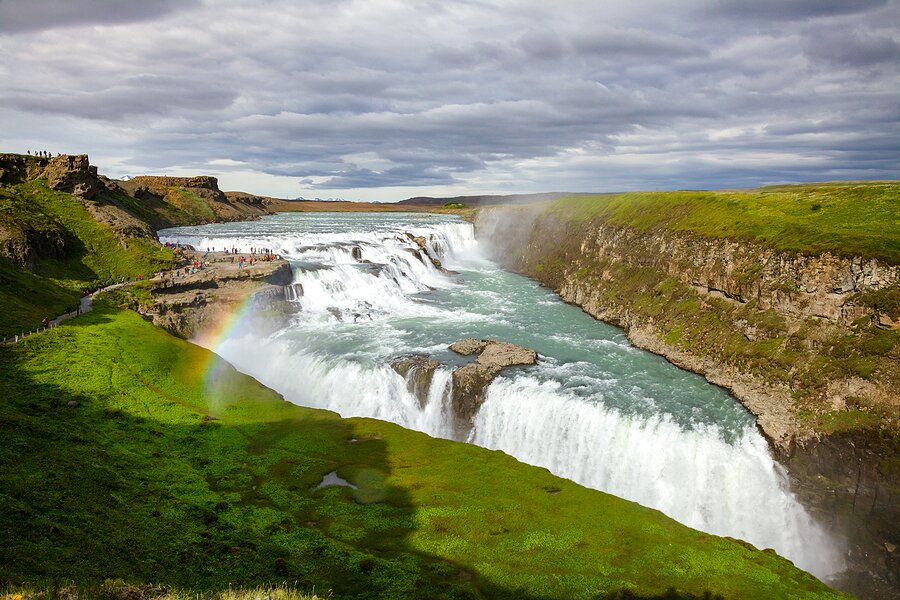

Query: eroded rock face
[451,363,501,423]
[390,354,441,408]
[45,154,102,199]
[450,339,537,428]
[135,257,294,340]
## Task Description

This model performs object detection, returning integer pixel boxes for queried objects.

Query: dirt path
[4,249,287,345]
[3,249,286,345]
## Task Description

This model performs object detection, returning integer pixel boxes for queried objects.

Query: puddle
[315,470,357,490]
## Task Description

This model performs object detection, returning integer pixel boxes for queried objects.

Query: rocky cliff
[119,251,294,342]
[117,175,274,225]
[0,153,279,270]
[478,198,899,595]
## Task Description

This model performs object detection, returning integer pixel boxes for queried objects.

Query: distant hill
[399,192,580,206]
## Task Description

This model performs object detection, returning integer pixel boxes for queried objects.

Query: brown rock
[45,154,102,199]
[405,232,427,250]
[477,340,537,369]
[451,363,502,423]
[391,354,441,408]
[449,338,489,355]
[449,338,538,430]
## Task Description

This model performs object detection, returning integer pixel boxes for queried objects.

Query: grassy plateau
[549,182,900,264]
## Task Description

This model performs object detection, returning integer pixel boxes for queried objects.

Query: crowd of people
[27,150,61,158]
[16,242,285,342]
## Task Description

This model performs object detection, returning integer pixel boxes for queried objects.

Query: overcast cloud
[1,0,897,200]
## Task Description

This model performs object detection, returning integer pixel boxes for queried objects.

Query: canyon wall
[478,205,899,593]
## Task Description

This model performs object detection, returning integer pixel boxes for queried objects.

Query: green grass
[0,306,845,599]
[548,182,900,264]
[0,178,177,335]
[167,187,217,222]
[0,257,81,339]
[11,180,175,282]
[3,581,324,600]
[103,188,195,230]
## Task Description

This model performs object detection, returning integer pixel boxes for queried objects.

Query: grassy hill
[0,171,177,338]
[0,305,845,599]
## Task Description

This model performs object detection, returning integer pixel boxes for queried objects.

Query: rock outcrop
[118,175,274,225]
[388,339,537,435]
[0,153,48,185]
[450,339,537,425]
[404,231,454,273]
[45,154,103,199]
[0,221,69,269]
[130,252,293,341]
[390,354,441,408]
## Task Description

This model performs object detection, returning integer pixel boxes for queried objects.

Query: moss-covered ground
[0,305,845,599]
[549,182,900,264]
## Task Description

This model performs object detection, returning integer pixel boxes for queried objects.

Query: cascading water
[160,212,844,581]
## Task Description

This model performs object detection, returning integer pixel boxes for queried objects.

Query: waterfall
[470,376,840,578]
[160,213,844,581]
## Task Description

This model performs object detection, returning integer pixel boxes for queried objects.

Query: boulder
[477,340,537,369]
[449,338,489,355]
[451,363,501,423]
[405,232,427,250]
[449,338,538,428]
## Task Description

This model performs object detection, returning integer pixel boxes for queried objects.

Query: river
[159,211,843,581]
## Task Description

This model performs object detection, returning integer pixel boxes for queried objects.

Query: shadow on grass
[0,341,500,599]
[0,326,725,600]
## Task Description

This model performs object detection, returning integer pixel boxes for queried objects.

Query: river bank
[475,188,899,598]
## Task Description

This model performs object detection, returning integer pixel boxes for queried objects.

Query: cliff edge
[477,183,900,595]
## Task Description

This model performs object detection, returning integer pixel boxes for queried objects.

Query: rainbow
[195,294,261,409]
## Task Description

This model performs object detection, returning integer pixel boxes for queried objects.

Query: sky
[1,0,898,202]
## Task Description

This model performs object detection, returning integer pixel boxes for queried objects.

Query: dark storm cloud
[0,0,200,33]
[702,0,889,20]
[0,0,897,195]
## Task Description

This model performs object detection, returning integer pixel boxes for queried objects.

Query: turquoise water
[160,211,842,579]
